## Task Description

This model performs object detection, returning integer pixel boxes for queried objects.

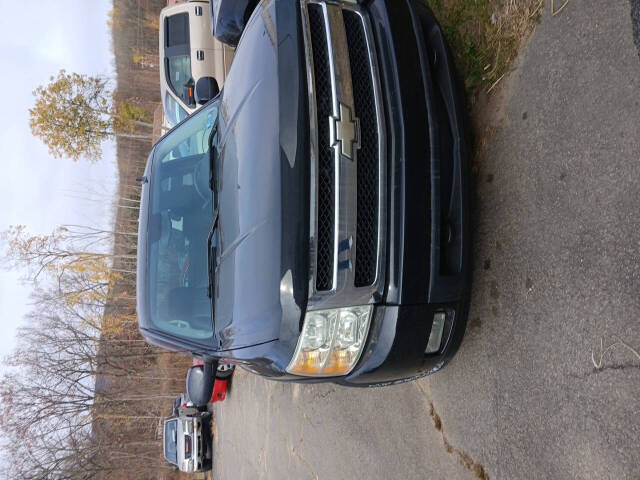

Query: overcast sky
[0,1,118,360]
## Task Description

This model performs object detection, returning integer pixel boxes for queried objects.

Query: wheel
[216,362,235,379]
[197,411,212,422]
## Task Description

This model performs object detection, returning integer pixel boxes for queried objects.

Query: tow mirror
[185,360,217,407]
[195,77,220,105]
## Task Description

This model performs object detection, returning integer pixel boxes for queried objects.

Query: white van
[159,1,233,127]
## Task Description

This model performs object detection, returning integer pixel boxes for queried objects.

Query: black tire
[215,363,235,380]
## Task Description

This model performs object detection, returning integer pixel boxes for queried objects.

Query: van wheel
[216,363,235,379]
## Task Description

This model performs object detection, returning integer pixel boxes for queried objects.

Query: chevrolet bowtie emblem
[330,103,360,160]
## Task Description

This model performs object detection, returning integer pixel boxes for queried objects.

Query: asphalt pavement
[632,0,640,58]
[213,2,640,479]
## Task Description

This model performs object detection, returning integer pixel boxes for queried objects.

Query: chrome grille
[343,10,379,287]
[308,5,335,291]
[301,1,386,308]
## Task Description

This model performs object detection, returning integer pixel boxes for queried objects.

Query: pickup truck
[137,0,472,387]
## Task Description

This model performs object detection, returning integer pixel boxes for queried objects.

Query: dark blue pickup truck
[137,0,472,387]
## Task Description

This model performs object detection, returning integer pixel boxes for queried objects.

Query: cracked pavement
[212,2,640,479]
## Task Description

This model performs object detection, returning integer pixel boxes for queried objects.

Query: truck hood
[213,0,309,351]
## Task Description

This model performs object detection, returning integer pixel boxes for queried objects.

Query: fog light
[425,312,446,353]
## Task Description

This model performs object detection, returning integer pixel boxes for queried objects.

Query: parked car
[138,0,472,387]
[192,359,235,403]
[160,0,234,127]
[162,359,234,473]
[163,411,211,473]
[209,0,259,47]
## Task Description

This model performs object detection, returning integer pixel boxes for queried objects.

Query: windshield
[147,100,219,340]
[164,420,178,465]
[164,92,189,127]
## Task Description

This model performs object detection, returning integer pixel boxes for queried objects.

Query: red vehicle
[191,359,234,403]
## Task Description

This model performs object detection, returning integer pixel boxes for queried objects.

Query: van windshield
[147,101,220,340]
[164,92,189,127]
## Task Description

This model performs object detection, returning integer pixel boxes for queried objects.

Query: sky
[0,1,118,360]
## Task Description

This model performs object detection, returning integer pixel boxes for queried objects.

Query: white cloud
[0,0,119,359]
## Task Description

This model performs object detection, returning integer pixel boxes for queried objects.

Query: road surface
[213,3,640,479]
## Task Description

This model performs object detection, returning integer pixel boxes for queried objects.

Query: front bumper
[222,0,472,386]
[337,0,472,385]
[339,303,468,386]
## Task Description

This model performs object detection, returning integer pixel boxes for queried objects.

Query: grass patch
[429,0,543,96]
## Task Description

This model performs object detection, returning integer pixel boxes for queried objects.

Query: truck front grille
[302,1,386,305]
[343,10,378,288]
[308,5,334,291]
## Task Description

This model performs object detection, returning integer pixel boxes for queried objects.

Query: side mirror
[172,396,181,416]
[185,361,217,407]
[195,77,220,105]
[210,0,259,47]
[182,82,196,107]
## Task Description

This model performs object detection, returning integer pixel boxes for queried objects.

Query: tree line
[0,0,192,478]
[0,222,188,479]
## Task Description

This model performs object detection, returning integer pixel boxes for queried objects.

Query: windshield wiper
[208,122,218,192]
[206,209,220,300]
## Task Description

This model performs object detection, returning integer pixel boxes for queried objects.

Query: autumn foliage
[29,70,153,162]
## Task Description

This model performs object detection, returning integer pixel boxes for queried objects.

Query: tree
[29,70,153,162]
[0,284,186,480]
[2,224,137,282]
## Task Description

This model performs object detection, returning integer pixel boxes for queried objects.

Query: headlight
[182,419,193,433]
[286,306,372,377]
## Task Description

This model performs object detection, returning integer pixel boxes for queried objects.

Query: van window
[165,13,189,47]
[167,55,193,104]
[164,12,193,105]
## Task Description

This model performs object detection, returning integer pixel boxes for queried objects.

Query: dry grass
[592,337,640,370]
[429,0,543,96]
